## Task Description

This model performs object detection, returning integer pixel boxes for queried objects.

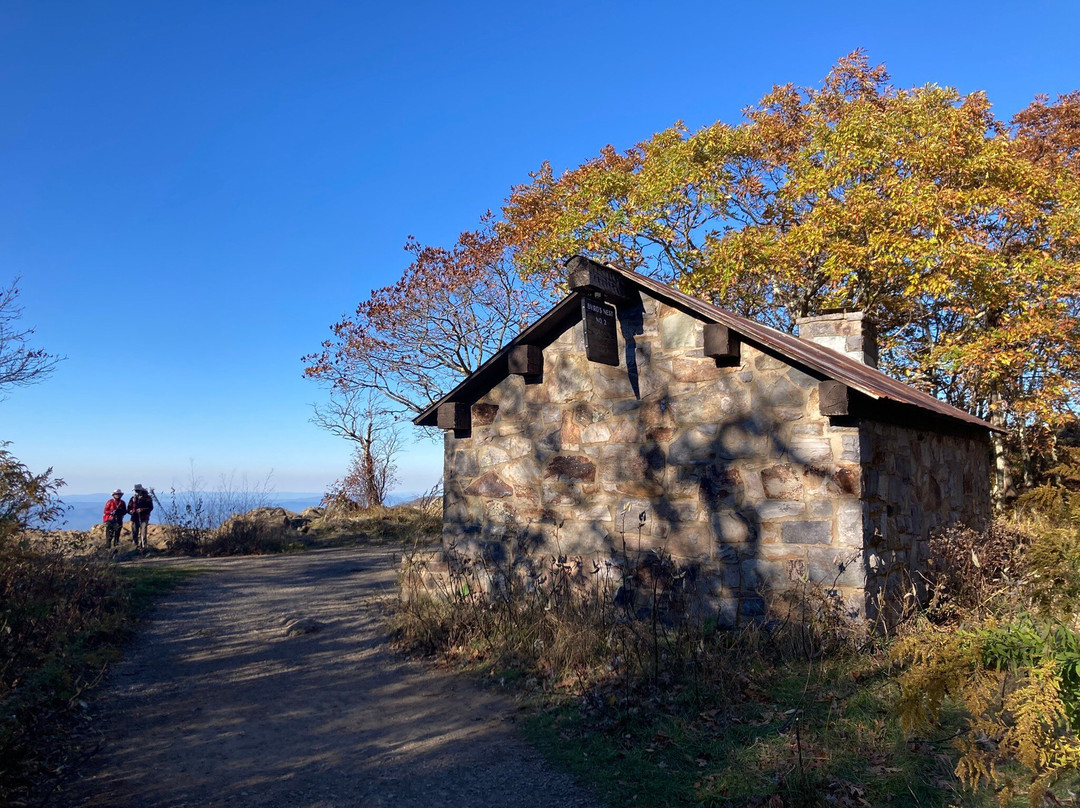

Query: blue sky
[2,0,1078,498]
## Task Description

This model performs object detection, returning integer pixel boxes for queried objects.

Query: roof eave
[413,258,999,436]
[412,294,583,427]
[603,264,1000,434]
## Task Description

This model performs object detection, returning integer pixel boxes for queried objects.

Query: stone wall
[444,292,872,622]
[441,291,990,623]
[859,420,992,618]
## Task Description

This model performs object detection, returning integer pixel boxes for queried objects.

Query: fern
[1016,484,1067,517]
[896,619,1080,806]
[896,513,1080,805]
[894,432,1080,804]
[1025,519,1080,618]
[1017,445,1080,525]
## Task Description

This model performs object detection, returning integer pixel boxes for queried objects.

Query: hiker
[128,484,153,551]
[103,489,127,549]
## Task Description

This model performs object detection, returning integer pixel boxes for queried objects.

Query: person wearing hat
[103,489,127,549]
[128,484,154,551]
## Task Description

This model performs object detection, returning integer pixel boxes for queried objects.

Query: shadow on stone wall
[444,293,870,629]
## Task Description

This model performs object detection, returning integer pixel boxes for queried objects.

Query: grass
[1,502,437,804]
[16,499,1080,806]
[151,504,442,555]
[306,506,442,548]
[118,564,203,614]
[519,651,974,808]
[391,524,1080,808]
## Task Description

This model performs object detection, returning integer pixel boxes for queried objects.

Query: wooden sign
[582,297,619,366]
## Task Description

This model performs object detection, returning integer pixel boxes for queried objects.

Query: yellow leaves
[981,661,1080,807]
[892,623,988,734]
[896,586,1080,806]
[499,53,1080,448]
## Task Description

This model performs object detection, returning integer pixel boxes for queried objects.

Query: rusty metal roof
[415,259,998,433]
[608,263,998,433]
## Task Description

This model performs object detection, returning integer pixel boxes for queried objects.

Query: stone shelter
[414,256,995,623]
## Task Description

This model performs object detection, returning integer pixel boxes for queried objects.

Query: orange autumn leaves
[303,215,551,415]
[307,52,1078,484]
[501,51,1080,446]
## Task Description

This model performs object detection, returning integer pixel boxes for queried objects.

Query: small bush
[895,514,1080,805]
[0,539,125,800]
[926,521,1029,620]
[199,515,306,556]
[311,505,441,547]
[152,470,276,554]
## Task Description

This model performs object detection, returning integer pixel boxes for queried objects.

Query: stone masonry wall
[443,292,874,623]
[859,420,991,618]
[442,292,992,623]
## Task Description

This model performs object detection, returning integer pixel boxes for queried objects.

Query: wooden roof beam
[703,323,740,365]
[819,381,851,417]
[565,256,633,303]
[437,402,471,436]
[508,344,543,377]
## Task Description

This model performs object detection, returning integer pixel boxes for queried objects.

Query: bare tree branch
[0,277,63,399]
[303,216,555,419]
[316,391,401,510]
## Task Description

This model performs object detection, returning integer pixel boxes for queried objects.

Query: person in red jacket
[103,489,127,549]
[128,484,153,551]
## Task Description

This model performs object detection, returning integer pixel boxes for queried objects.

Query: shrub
[151,470,276,555]
[0,443,64,540]
[199,514,306,556]
[311,504,441,547]
[393,529,861,709]
[1016,444,1080,525]
[895,515,1080,805]
[925,521,1028,620]
[0,538,127,801]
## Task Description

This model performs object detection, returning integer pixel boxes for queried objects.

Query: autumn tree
[304,217,553,420]
[305,217,554,504]
[0,443,65,539]
[501,52,1080,495]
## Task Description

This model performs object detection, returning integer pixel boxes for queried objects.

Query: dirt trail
[56,547,598,808]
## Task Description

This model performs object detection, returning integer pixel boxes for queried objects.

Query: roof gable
[414,259,996,433]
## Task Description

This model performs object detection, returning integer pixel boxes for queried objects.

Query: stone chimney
[795,310,878,368]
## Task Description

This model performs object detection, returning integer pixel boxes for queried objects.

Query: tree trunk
[360,422,383,508]
[990,391,1014,507]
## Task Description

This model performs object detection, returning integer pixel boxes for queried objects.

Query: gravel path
[55,547,599,808]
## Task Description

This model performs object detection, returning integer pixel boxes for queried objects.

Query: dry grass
[0,534,195,804]
[391,510,1080,807]
[306,505,442,548]
[392,539,950,806]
